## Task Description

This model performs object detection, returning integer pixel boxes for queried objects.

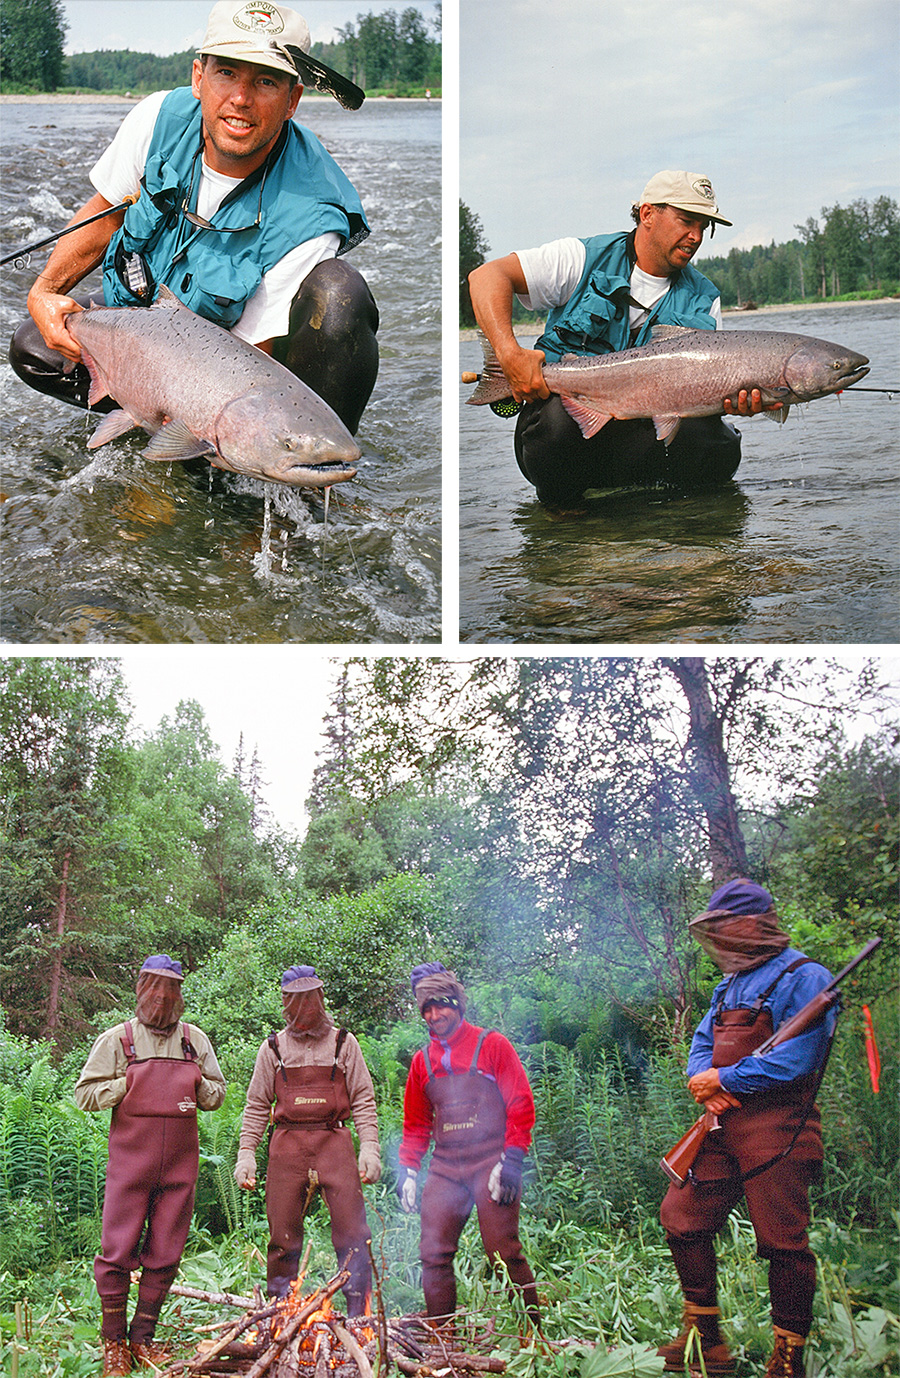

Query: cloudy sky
[460,0,900,263]
[62,0,440,56]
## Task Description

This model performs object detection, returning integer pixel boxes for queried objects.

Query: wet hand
[27,287,84,363]
[723,388,782,417]
[501,346,550,405]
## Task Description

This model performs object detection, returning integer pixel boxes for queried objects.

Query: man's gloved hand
[358,1143,382,1184]
[399,1168,418,1213]
[489,1148,524,1205]
[234,1149,257,1189]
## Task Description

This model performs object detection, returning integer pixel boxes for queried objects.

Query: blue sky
[460,0,900,261]
[62,1,441,56]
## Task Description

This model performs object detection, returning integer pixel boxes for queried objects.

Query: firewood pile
[157,1272,508,1378]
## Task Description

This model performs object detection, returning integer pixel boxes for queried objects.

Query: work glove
[488,1148,524,1205]
[358,1143,382,1184]
[234,1149,257,1189]
[399,1168,418,1213]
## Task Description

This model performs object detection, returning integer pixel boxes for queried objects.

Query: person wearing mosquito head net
[398,962,541,1330]
[74,955,226,1375]
[235,965,381,1316]
[11,0,378,438]
[657,880,837,1378]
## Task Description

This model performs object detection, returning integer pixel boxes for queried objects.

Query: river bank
[459,295,899,340]
[0,91,436,104]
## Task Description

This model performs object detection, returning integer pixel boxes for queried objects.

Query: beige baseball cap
[634,170,732,226]
[198,1,311,77]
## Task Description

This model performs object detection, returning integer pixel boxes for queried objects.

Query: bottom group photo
[1,651,896,1378]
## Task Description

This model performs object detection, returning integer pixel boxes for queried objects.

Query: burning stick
[328,1320,374,1378]
[244,1270,350,1378]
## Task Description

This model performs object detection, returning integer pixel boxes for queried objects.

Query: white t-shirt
[514,236,723,334]
[90,91,341,344]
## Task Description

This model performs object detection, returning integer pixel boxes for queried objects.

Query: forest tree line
[459,196,900,324]
[1,655,896,1373]
[0,0,440,95]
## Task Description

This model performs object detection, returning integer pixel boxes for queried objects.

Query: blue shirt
[687,947,836,1095]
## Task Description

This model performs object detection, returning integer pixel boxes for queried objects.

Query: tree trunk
[664,659,749,884]
[44,847,71,1037]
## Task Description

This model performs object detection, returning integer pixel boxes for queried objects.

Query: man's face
[637,203,710,275]
[422,1000,463,1039]
[192,56,301,175]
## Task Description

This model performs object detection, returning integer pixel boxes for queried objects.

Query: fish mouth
[274,460,358,488]
[839,363,870,389]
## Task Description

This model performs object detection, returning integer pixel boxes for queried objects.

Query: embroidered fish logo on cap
[234,2,285,33]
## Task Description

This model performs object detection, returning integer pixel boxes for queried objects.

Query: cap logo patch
[692,178,715,203]
[233,2,285,34]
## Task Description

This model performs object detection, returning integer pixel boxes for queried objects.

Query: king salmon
[66,286,360,487]
[467,326,870,443]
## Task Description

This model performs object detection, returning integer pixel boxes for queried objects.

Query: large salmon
[66,286,360,487]
[467,326,870,443]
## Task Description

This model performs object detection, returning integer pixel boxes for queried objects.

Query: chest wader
[660,960,825,1339]
[95,1022,201,1347]
[265,1030,372,1315]
[419,1032,539,1326]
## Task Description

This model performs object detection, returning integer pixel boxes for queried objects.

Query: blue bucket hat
[706,879,774,916]
[281,964,324,993]
[139,954,184,980]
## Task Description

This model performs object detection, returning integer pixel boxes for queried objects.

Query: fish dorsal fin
[649,324,696,341]
[153,284,188,309]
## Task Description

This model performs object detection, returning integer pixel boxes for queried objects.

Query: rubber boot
[101,1337,132,1376]
[764,1326,807,1377]
[657,1303,735,1374]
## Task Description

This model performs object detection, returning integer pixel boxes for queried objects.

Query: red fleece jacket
[399,1020,535,1170]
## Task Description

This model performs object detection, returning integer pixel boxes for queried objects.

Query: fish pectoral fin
[767,402,791,424]
[652,415,682,444]
[142,419,215,462]
[87,409,139,449]
[560,395,613,439]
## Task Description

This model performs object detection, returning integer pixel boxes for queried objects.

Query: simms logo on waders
[178,1098,197,1113]
[293,1095,329,1106]
[233,3,286,33]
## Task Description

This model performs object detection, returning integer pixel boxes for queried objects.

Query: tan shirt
[73,1019,226,1113]
[240,1018,379,1151]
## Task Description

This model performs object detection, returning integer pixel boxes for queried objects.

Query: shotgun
[660,936,882,1186]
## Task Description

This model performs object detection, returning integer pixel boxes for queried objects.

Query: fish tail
[466,331,515,406]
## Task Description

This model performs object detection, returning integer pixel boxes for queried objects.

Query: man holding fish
[468,171,769,507]
[10,1,379,447]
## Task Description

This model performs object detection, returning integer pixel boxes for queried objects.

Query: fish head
[212,386,361,488]
[782,336,870,402]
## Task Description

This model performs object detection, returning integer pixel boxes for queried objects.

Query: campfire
[158,1268,508,1378]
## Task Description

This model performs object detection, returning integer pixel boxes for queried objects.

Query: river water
[0,98,440,644]
[459,302,899,645]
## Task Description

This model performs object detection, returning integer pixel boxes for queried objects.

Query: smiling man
[399,963,540,1331]
[11,1,379,436]
[468,170,764,506]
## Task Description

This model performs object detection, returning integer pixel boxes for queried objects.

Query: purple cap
[139,954,184,980]
[281,964,324,993]
[410,961,447,993]
[707,879,774,916]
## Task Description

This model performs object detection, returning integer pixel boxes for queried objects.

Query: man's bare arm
[468,253,549,403]
[27,193,127,361]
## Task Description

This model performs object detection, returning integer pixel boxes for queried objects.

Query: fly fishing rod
[1,194,138,269]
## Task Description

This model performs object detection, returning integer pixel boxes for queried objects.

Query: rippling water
[0,98,440,643]
[460,302,899,644]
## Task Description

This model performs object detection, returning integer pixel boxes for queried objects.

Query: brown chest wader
[418,1031,539,1325]
[660,960,828,1337]
[264,1029,372,1314]
[95,1021,201,1346]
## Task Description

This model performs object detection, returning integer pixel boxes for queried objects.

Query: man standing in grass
[658,880,836,1378]
[75,955,226,1376]
[398,962,540,1330]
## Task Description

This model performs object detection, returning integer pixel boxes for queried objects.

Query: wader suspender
[706,958,839,1186]
[268,1027,350,1129]
[426,1028,491,1082]
[120,1021,197,1063]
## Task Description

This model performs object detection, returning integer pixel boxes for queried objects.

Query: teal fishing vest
[536,231,719,362]
[103,87,369,329]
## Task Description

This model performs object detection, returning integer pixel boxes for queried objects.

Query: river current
[0,98,440,644]
[459,301,899,645]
